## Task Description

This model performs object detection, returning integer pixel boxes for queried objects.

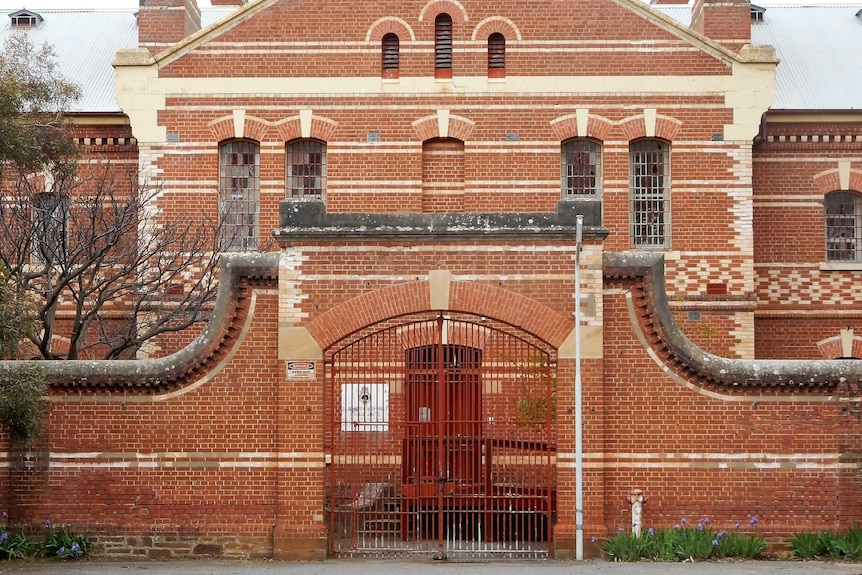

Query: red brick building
[2,0,862,561]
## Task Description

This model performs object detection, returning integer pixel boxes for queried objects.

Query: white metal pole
[574,214,584,561]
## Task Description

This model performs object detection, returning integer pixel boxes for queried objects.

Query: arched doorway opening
[325,312,557,559]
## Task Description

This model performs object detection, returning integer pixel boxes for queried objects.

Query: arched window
[561,139,601,199]
[219,139,260,251]
[629,139,670,248]
[825,191,862,262]
[488,32,505,78]
[382,33,399,79]
[286,139,326,200]
[435,13,453,79]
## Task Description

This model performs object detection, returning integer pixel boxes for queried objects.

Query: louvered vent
[435,14,453,70]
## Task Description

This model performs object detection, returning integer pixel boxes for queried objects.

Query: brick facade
[2,0,862,561]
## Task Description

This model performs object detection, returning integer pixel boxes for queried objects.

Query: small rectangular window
[562,139,601,198]
[286,140,326,200]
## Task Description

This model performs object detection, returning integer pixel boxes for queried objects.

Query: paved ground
[0,560,859,575]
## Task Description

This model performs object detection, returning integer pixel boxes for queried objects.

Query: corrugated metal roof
[656,4,862,111]
[750,6,862,110]
[0,8,234,113]
[2,5,860,113]
[0,10,138,112]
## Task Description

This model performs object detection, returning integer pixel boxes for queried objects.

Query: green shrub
[793,525,862,561]
[601,517,765,562]
[0,531,35,560]
[791,531,828,559]
[42,524,90,560]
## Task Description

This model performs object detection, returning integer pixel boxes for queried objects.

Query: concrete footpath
[0,560,859,575]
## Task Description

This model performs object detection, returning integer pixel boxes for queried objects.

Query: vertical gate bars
[326,315,556,559]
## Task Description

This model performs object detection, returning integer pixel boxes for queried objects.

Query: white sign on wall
[341,383,389,432]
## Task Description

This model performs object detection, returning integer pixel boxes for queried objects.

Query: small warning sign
[286,361,315,381]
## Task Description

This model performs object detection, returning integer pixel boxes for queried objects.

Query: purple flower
[0,533,7,541]
[618,527,625,533]
[57,546,65,556]
[44,519,51,528]
[71,543,80,552]
[647,527,655,537]
[735,521,741,529]
[750,516,759,526]
[697,523,704,531]
[673,524,680,530]
[712,539,719,546]
[1,512,6,520]
[681,517,688,525]
[591,536,597,543]
[703,517,711,526]
[717,530,726,539]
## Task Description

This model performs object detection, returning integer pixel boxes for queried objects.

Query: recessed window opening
[32,191,70,264]
[287,139,327,201]
[561,139,601,199]
[488,33,505,78]
[382,33,400,79]
[825,191,862,262]
[435,13,453,79]
[630,139,670,248]
[218,139,260,251]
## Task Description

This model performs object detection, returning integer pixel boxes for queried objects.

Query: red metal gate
[325,313,556,558]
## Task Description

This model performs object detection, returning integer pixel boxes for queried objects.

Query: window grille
[219,139,259,251]
[488,33,505,73]
[825,191,862,262]
[561,139,601,198]
[286,139,326,200]
[435,13,453,75]
[630,139,670,248]
[32,192,70,264]
[382,33,399,75]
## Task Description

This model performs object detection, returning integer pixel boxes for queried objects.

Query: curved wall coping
[605,251,862,391]
[0,253,280,393]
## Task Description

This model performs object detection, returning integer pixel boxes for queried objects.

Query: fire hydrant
[630,489,645,537]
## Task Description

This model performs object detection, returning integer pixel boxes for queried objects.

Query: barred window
[286,139,326,200]
[382,33,399,79]
[32,192,70,264]
[435,13,453,78]
[825,191,862,262]
[218,139,259,251]
[488,33,505,78]
[562,139,601,198]
[630,139,670,248]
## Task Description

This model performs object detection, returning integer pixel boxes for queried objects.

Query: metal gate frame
[325,313,557,559]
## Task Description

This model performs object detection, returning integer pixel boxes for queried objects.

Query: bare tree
[0,33,229,361]
[0,165,224,360]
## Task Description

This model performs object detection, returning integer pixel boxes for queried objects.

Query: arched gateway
[325,312,557,559]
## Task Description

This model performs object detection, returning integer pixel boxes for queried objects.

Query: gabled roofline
[9,8,43,26]
[611,0,776,65]
[129,0,776,70]
[153,0,280,68]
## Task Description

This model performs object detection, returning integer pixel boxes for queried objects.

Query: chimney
[691,0,751,52]
[210,0,248,5]
[137,0,202,55]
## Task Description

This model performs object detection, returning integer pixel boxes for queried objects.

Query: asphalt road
[0,560,860,575]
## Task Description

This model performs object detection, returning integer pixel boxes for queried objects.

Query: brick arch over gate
[304,279,573,351]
